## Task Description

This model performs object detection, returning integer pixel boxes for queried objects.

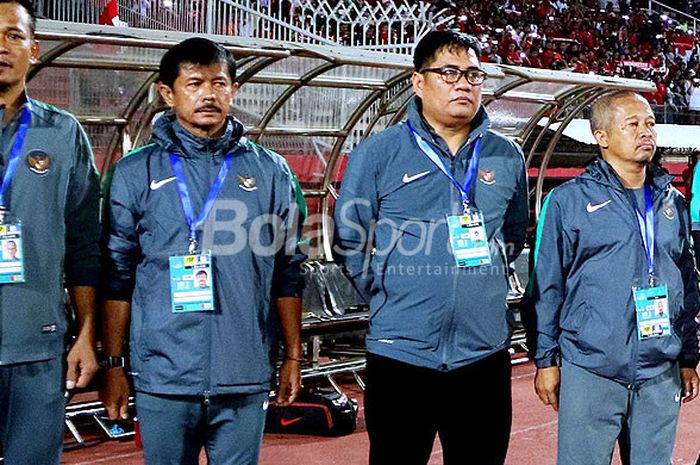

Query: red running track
[62,362,700,465]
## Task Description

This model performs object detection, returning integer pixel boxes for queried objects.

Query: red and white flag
[99,0,128,27]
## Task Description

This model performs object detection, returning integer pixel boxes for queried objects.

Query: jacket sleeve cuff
[271,280,303,298]
[100,280,134,302]
[535,353,560,368]
[65,266,100,287]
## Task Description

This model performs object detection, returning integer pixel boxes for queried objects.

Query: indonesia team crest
[663,205,675,220]
[238,175,258,192]
[26,150,51,175]
[478,169,496,185]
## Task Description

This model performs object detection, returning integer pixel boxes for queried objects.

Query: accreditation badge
[0,220,25,284]
[446,210,491,268]
[169,252,215,313]
[633,284,671,340]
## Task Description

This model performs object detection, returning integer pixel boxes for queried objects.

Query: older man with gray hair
[528,90,699,465]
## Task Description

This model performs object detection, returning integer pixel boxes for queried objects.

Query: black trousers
[364,350,512,465]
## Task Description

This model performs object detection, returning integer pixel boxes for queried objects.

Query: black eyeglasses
[419,66,487,85]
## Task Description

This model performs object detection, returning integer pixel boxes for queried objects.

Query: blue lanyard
[633,184,655,278]
[0,105,32,209]
[406,121,481,212]
[169,152,233,253]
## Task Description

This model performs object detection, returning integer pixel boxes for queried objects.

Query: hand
[275,359,302,406]
[535,366,561,412]
[99,368,131,420]
[680,367,699,403]
[65,335,98,390]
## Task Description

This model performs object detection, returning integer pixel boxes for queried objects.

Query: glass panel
[322,65,402,82]
[483,74,523,94]
[27,68,152,117]
[58,43,164,67]
[487,100,546,137]
[231,83,290,127]
[509,81,574,98]
[384,83,412,112]
[83,125,119,173]
[235,56,264,77]
[269,87,372,129]
[35,40,62,59]
[257,135,336,187]
[369,114,397,135]
[262,57,327,78]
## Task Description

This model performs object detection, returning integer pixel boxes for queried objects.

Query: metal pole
[206,0,215,34]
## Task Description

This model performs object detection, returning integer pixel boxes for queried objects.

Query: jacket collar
[151,111,246,159]
[406,95,491,156]
[0,91,30,128]
[583,157,675,193]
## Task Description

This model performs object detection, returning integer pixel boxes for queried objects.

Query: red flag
[99,0,120,26]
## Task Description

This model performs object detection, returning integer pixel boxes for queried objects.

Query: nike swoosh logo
[280,417,302,427]
[586,200,612,213]
[150,176,176,190]
[402,170,431,184]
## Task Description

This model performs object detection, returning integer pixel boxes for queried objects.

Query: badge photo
[26,149,52,175]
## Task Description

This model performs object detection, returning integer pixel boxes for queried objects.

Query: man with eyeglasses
[334,30,528,465]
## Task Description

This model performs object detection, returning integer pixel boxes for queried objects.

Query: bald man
[528,91,699,465]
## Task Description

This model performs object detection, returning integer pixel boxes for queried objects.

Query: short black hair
[196,270,208,276]
[0,0,37,37]
[413,30,482,71]
[159,38,236,88]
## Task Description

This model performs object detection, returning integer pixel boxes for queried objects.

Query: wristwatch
[99,355,126,369]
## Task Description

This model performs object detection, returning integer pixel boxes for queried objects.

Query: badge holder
[446,201,491,268]
[0,208,25,284]
[169,239,215,313]
[632,275,671,340]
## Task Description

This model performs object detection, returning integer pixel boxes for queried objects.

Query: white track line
[511,419,558,435]
[428,419,558,459]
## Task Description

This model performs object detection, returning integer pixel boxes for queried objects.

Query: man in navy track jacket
[528,91,699,465]
[334,30,528,465]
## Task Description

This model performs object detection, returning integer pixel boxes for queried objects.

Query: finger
[547,392,559,412]
[276,382,290,405]
[75,362,94,388]
[287,381,301,404]
[65,360,77,390]
[104,401,119,420]
[682,379,699,403]
[119,399,129,420]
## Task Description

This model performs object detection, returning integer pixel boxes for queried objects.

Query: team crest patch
[238,175,258,192]
[26,150,51,175]
[478,169,496,185]
[663,205,675,220]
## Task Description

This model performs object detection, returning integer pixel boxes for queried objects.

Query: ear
[593,129,609,149]
[412,72,424,100]
[29,40,40,64]
[158,83,175,108]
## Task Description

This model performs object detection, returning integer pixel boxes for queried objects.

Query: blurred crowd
[426,0,700,118]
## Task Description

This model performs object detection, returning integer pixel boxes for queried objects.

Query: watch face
[101,356,126,368]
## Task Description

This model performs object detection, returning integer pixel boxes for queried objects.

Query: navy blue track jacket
[101,113,306,396]
[529,158,699,385]
[333,97,529,371]
[0,98,100,365]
